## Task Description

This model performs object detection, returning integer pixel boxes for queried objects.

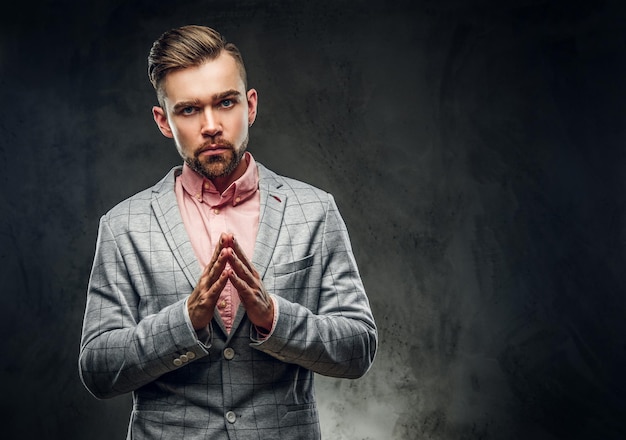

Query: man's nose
[201,109,221,136]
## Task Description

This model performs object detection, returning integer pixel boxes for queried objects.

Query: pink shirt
[175,152,260,333]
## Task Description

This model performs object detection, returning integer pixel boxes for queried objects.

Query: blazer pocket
[273,255,314,277]
[278,403,320,437]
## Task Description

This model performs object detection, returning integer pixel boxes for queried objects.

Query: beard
[185,135,248,180]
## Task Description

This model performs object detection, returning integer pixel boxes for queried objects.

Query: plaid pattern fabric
[79,163,377,439]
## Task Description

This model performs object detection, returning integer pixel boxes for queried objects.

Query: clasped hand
[187,232,274,332]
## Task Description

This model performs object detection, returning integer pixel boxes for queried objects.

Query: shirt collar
[180,152,259,207]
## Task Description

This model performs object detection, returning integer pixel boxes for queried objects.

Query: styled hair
[147,25,247,106]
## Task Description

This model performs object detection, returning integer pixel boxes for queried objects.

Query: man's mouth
[197,144,231,158]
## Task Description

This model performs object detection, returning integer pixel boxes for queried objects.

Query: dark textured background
[2,0,626,439]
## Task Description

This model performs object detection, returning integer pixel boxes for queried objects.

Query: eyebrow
[172,90,243,113]
[172,99,200,113]
[213,89,242,102]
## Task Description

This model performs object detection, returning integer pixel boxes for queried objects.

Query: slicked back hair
[147,25,247,107]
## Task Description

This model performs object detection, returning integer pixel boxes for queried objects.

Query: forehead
[162,52,245,103]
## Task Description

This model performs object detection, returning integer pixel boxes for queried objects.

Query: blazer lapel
[150,167,202,290]
[252,165,287,280]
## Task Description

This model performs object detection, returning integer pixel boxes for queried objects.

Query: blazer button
[223,347,235,360]
[173,358,183,367]
[186,351,196,360]
[226,411,237,424]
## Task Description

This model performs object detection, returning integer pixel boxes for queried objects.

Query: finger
[208,269,230,298]
[228,268,265,308]
[201,248,229,288]
[192,249,229,301]
[207,232,230,267]
[228,235,256,275]
[188,269,229,330]
[196,268,229,301]
[226,247,256,285]
[227,256,269,305]
[227,269,274,331]
[227,267,249,295]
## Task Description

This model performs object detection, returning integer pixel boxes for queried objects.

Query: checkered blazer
[79,163,377,439]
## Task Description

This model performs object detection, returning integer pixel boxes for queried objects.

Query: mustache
[195,139,234,157]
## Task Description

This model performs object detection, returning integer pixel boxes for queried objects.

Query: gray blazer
[79,163,377,439]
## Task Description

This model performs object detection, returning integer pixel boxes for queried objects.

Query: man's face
[153,52,257,183]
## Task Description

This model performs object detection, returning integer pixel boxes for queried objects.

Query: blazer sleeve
[78,215,210,399]
[252,194,378,378]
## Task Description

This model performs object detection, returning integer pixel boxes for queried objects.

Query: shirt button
[213,208,220,215]
[223,347,235,360]
[226,411,237,424]
[218,300,227,309]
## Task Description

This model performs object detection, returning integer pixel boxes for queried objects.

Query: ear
[152,106,174,138]
[246,89,258,127]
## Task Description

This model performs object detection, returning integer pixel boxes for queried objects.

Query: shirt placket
[217,284,235,333]
[205,187,238,333]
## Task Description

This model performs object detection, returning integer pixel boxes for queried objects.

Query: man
[79,25,377,439]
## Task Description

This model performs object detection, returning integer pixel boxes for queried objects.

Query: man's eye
[221,99,234,108]
[182,107,196,115]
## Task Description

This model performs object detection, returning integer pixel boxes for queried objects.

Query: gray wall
[2,0,626,438]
